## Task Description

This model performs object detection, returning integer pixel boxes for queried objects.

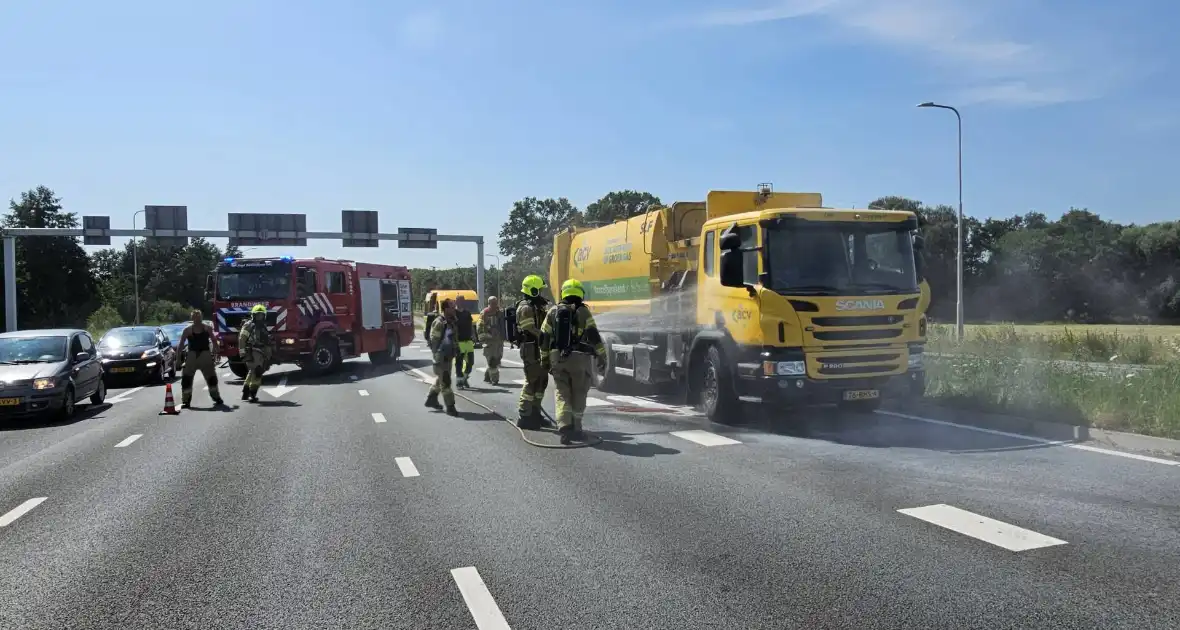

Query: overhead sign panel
[145,205,189,247]
[228,213,307,247]
[342,210,379,248]
[398,227,438,249]
[82,216,110,245]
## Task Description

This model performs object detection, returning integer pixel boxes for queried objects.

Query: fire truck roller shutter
[359,277,383,330]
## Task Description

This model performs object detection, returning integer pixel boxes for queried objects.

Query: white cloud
[396,10,444,51]
[680,0,1145,107]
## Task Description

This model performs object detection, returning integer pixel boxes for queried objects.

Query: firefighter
[424,292,439,343]
[425,298,460,416]
[175,309,224,408]
[237,303,273,402]
[542,278,607,445]
[476,295,504,385]
[453,296,476,388]
[515,275,551,430]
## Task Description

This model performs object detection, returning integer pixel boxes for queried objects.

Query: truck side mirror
[204,274,214,301]
[719,250,745,288]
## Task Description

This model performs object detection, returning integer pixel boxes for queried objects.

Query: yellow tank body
[550,188,930,420]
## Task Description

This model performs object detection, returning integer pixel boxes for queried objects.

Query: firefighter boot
[558,425,573,446]
[516,408,542,431]
[536,408,554,429]
[241,384,251,401]
[445,404,459,417]
[424,391,442,410]
[248,386,260,403]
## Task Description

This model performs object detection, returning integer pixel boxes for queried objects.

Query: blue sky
[1,0,1176,270]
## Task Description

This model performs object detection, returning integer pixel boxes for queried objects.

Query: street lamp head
[917,102,936,108]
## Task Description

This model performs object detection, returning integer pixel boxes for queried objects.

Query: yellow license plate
[0,397,21,406]
[111,367,135,373]
[842,389,879,401]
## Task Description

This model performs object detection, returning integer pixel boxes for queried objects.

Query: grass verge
[929,323,1180,365]
[924,355,1180,440]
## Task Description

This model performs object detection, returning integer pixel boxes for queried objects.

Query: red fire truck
[208,255,415,377]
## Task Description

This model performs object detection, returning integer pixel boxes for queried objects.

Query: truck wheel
[368,333,399,366]
[699,345,738,422]
[595,334,622,393]
[307,336,342,373]
[229,361,249,379]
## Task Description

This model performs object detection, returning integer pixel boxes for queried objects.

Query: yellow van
[424,290,482,342]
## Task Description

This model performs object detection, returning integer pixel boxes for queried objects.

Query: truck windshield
[217,264,293,301]
[765,222,919,295]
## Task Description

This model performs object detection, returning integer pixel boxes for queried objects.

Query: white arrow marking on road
[107,386,145,404]
[451,566,512,630]
[263,375,297,398]
[0,497,47,527]
[114,434,143,448]
[358,390,369,396]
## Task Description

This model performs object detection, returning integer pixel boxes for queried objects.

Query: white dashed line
[358,390,369,396]
[876,410,1180,467]
[395,457,420,477]
[451,566,512,630]
[670,430,742,447]
[898,504,1068,552]
[0,497,47,527]
[372,412,387,423]
[586,397,611,407]
[512,379,527,385]
[501,359,523,367]
[114,434,142,448]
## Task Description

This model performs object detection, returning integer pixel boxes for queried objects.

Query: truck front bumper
[736,368,925,405]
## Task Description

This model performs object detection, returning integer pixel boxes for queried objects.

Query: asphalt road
[1,341,1178,629]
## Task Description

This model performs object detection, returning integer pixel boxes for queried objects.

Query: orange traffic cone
[159,382,180,415]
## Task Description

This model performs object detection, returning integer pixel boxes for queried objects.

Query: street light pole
[917,101,965,341]
[486,253,502,299]
[131,209,146,325]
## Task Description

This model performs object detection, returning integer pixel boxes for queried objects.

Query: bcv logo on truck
[835,299,886,311]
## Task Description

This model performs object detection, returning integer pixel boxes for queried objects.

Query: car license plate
[111,367,135,374]
[0,397,21,406]
[842,389,879,401]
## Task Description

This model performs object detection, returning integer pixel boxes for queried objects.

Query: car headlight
[908,352,923,368]
[141,348,160,359]
[764,360,806,376]
[33,377,56,390]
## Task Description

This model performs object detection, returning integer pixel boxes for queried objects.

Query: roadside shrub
[143,300,190,324]
[86,304,123,338]
[929,323,1178,365]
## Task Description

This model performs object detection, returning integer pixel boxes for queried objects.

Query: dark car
[97,326,177,384]
[0,329,106,420]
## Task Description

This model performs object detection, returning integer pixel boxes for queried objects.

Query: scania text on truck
[548,186,930,421]
[207,256,415,377]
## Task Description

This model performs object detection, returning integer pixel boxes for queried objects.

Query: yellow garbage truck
[549,185,930,420]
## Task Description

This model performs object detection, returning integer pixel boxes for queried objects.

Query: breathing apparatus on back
[551,279,596,358]
[505,274,547,347]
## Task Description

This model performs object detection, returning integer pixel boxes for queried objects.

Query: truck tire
[699,345,738,422]
[595,333,623,393]
[368,332,400,366]
[228,361,249,379]
[306,335,342,374]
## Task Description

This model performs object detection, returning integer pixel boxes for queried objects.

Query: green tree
[584,190,662,226]
[0,186,98,329]
[497,196,582,274]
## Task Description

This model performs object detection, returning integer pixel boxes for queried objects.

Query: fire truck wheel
[368,333,399,365]
[308,335,342,373]
[228,361,249,379]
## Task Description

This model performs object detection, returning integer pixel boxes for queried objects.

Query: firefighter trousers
[517,360,548,418]
[429,359,456,407]
[181,350,220,404]
[243,347,271,391]
[482,339,504,384]
[552,352,593,431]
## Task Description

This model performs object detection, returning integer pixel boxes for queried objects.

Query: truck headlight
[282,338,296,345]
[908,352,923,368]
[33,377,56,390]
[764,360,805,376]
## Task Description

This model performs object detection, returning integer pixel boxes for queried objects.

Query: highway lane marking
[372,412,387,424]
[410,368,436,384]
[512,379,527,385]
[451,566,512,630]
[586,397,611,407]
[107,386,146,404]
[358,389,369,396]
[877,410,1180,467]
[113,434,142,448]
[501,359,524,367]
[0,497,47,527]
[898,504,1068,552]
[395,457,420,477]
[670,430,741,447]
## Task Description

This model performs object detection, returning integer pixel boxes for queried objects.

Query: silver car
[0,329,106,420]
